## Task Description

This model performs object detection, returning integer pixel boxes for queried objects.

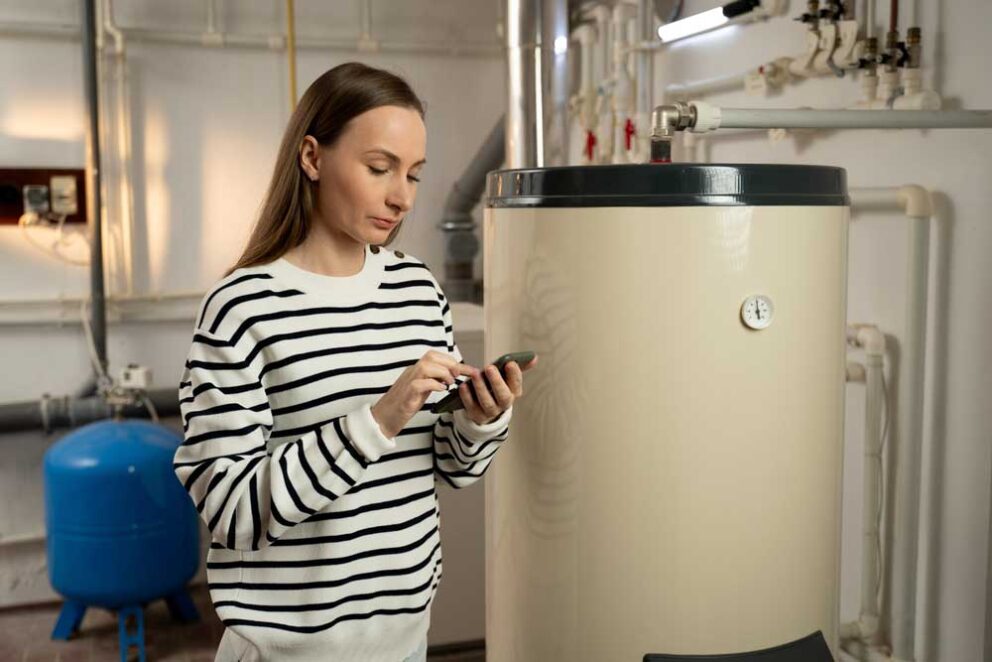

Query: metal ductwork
[505,0,570,169]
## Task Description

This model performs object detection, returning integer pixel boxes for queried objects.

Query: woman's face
[307,105,427,246]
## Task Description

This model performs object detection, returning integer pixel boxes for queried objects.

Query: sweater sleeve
[174,326,396,551]
[430,285,513,489]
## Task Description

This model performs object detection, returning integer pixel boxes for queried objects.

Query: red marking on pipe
[624,118,635,151]
[584,130,597,161]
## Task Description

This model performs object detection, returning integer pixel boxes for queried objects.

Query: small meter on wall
[741,295,774,330]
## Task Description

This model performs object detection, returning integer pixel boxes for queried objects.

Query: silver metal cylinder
[505,0,541,168]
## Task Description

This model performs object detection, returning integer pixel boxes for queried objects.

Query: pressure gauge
[741,295,774,330]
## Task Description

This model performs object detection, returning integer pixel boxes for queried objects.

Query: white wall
[654,2,991,660]
[0,0,501,646]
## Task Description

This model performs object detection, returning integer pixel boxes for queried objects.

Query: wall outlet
[0,168,86,225]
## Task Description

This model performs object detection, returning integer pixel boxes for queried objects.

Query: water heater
[483,164,848,661]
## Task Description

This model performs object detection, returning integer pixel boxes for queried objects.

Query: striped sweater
[174,243,512,661]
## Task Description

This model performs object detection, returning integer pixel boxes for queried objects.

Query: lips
[372,217,398,227]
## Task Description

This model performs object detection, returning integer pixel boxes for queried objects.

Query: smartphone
[430,351,536,414]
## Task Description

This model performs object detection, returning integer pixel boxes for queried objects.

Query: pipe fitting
[853,323,886,356]
[650,102,694,161]
[897,184,932,219]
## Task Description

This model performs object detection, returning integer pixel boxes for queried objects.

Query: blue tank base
[165,589,200,623]
[51,599,87,639]
[118,605,146,662]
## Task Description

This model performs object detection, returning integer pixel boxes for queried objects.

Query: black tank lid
[485,164,849,208]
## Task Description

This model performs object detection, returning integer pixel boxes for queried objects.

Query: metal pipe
[505,0,540,168]
[438,117,505,303]
[0,388,180,434]
[81,0,108,380]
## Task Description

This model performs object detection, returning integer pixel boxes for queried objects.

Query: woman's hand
[459,355,538,426]
[371,350,478,439]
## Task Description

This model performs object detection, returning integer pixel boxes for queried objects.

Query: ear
[300,135,321,182]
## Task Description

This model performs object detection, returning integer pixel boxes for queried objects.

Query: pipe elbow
[851,323,886,356]
[897,184,932,218]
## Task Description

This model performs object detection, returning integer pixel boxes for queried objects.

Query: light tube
[657,7,729,43]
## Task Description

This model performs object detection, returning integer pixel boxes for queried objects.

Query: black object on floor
[643,630,834,661]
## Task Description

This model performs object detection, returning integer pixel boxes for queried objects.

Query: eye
[408,174,421,183]
[367,166,388,176]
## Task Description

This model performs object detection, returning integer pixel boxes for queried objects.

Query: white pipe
[0,290,205,326]
[0,20,499,57]
[689,103,992,131]
[103,0,136,296]
[844,324,887,651]
[848,185,934,662]
[610,2,637,163]
[592,5,613,162]
[866,0,876,39]
[634,0,654,161]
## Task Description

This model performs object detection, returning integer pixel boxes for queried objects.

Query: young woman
[174,62,537,661]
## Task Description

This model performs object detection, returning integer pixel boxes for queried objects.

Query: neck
[284,220,367,277]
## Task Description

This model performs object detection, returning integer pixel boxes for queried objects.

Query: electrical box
[119,364,153,390]
[0,168,87,225]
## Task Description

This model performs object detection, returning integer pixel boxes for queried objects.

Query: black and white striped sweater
[174,243,512,661]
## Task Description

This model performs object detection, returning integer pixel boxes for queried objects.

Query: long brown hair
[226,62,425,276]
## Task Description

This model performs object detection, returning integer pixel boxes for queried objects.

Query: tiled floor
[0,583,485,661]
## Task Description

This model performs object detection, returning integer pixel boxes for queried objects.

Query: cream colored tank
[482,164,849,661]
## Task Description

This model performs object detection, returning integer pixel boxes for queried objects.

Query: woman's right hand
[371,350,479,439]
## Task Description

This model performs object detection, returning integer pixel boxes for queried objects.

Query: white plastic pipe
[690,103,992,131]
[849,185,935,662]
[103,0,136,296]
[844,324,887,649]
[0,20,498,57]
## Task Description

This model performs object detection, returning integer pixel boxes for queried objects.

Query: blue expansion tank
[44,418,200,661]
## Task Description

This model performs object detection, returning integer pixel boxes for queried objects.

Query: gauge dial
[741,295,774,330]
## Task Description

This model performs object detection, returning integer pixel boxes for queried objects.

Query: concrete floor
[0,583,485,661]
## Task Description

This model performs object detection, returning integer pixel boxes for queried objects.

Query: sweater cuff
[344,402,397,462]
[453,405,513,443]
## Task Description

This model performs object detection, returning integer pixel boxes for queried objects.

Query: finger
[521,356,538,371]
[504,361,523,397]
[484,364,514,407]
[444,360,479,381]
[415,378,449,394]
[425,363,457,386]
[459,381,483,418]
[471,369,499,415]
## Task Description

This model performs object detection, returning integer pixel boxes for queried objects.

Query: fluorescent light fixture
[657,0,763,44]
[658,7,728,43]
[553,35,568,55]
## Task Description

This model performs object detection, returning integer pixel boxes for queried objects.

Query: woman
[175,62,537,662]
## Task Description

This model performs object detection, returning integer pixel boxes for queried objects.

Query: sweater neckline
[265,243,384,298]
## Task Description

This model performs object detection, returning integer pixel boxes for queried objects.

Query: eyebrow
[364,148,426,168]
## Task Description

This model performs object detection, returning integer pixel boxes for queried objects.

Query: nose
[386,178,414,215]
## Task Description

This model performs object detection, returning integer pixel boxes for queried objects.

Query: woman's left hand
[459,356,538,426]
